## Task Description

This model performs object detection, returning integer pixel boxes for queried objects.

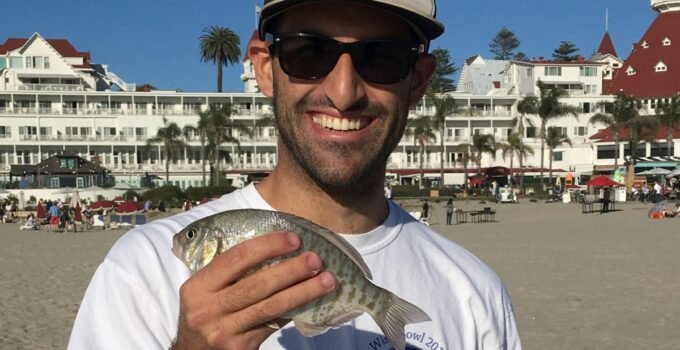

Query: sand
[1,200,679,349]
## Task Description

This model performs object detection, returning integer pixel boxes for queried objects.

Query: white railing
[18,83,84,92]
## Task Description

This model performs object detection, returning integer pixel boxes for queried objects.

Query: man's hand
[172,231,336,350]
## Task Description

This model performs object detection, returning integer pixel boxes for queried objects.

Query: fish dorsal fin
[274,211,373,280]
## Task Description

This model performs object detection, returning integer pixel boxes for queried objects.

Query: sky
[1,0,659,92]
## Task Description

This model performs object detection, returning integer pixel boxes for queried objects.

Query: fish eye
[186,229,196,239]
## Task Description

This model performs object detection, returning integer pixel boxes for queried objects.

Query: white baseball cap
[258,0,444,42]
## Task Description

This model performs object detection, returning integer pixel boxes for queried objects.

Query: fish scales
[172,209,430,350]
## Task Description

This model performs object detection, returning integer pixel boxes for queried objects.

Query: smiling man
[69,1,521,349]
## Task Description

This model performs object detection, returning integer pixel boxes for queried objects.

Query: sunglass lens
[279,36,337,80]
[355,41,414,84]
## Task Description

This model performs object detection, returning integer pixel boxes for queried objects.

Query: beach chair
[119,215,133,229]
[134,214,147,226]
[109,214,121,229]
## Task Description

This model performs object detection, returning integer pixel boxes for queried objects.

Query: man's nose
[320,53,367,111]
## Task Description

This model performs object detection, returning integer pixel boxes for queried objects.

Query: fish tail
[372,292,431,350]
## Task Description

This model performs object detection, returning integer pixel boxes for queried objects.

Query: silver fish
[172,209,430,350]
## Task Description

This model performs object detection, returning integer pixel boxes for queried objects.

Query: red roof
[590,125,680,142]
[609,10,680,98]
[597,32,618,57]
[0,37,91,67]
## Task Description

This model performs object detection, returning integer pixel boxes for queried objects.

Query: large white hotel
[1,0,679,189]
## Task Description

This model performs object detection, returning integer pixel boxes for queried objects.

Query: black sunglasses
[268,33,422,85]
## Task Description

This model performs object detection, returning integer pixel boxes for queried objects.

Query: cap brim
[258,0,444,41]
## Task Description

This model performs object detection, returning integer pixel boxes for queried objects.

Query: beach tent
[115,201,143,214]
[586,175,623,187]
[90,200,115,211]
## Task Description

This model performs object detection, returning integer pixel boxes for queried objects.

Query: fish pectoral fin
[293,319,330,337]
[325,310,365,329]
[266,318,292,330]
[294,310,365,337]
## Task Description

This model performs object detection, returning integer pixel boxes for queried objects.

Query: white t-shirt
[69,184,521,350]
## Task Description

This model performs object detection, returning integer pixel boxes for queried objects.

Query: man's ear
[408,54,437,106]
[248,37,274,97]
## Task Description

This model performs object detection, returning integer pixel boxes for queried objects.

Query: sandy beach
[1,200,679,349]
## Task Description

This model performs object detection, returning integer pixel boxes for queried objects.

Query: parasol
[115,201,143,214]
[586,175,623,187]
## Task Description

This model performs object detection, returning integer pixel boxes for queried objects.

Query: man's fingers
[228,271,336,334]
[191,231,301,291]
[215,251,324,313]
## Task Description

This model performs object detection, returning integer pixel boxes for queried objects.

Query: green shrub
[142,185,184,208]
[184,186,238,201]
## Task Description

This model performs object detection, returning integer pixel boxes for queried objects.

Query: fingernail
[306,253,322,272]
[287,232,299,247]
[320,272,335,289]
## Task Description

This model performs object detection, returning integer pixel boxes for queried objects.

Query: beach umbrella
[586,175,622,187]
[113,183,140,191]
[90,200,115,211]
[115,201,143,214]
[636,168,671,176]
[69,191,81,208]
[666,168,680,178]
[53,187,77,194]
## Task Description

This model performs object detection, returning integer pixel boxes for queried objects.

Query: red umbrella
[73,205,83,222]
[115,201,143,214]
[586,175,623,187]
[91,200,115,211]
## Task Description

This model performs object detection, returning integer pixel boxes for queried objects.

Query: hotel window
[9,57,23,68]
[626,66,636,76]
[80,127,91,137]
[553,151,563,161]
[65,127,79,136]
[0,126,10,138]
[544,66,562,76]
[19,126,37,135]
[582,102,593,113]
[550,127,567,137]
[662,37,671,46]
[44,57,50,69]
[580,67,597,77]
[655,61,667,72]
[641,40,649,49]
[50,178,60,188]
[584,85,598,95]
[573,126,588,136]
[26,56,32,68]
[526,127,537,138]
[597,145,616,159]
[33,56,43,69]
[526,68,532,78]
[40,127,52,137]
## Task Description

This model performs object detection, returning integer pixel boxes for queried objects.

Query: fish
[172,209,430,350]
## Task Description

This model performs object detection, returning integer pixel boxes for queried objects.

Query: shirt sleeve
[68,259,173,350]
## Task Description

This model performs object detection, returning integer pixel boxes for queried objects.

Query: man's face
[266,2,432,192]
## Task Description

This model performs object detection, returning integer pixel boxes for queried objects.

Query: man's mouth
[312,114,370,132]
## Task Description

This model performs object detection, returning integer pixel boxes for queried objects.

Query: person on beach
[69,1,521,349]
[446,197,454,225]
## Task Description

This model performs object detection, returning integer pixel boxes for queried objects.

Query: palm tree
[429,93,457,189]
[200,104,253,186]
[199,26,241,92]
[514,95,539,190]
[471,133,496,181]
[656,95,680,157]
[499,132,534,187]
[544,127,572,186]
[536,80,580,187]
[589,93,639,169]
[146,117,187,182]
[456,151,475,200]
[406,115,437,189]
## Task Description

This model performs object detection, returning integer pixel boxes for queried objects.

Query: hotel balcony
[17,83,85,92]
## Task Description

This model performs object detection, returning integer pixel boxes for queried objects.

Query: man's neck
[255,165,388,234]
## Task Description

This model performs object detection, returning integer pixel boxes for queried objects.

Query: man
[69,1,521,349]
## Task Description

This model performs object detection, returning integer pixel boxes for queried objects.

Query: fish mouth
[171,236,183,259]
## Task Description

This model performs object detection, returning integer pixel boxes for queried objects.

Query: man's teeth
[312,115,367,131]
